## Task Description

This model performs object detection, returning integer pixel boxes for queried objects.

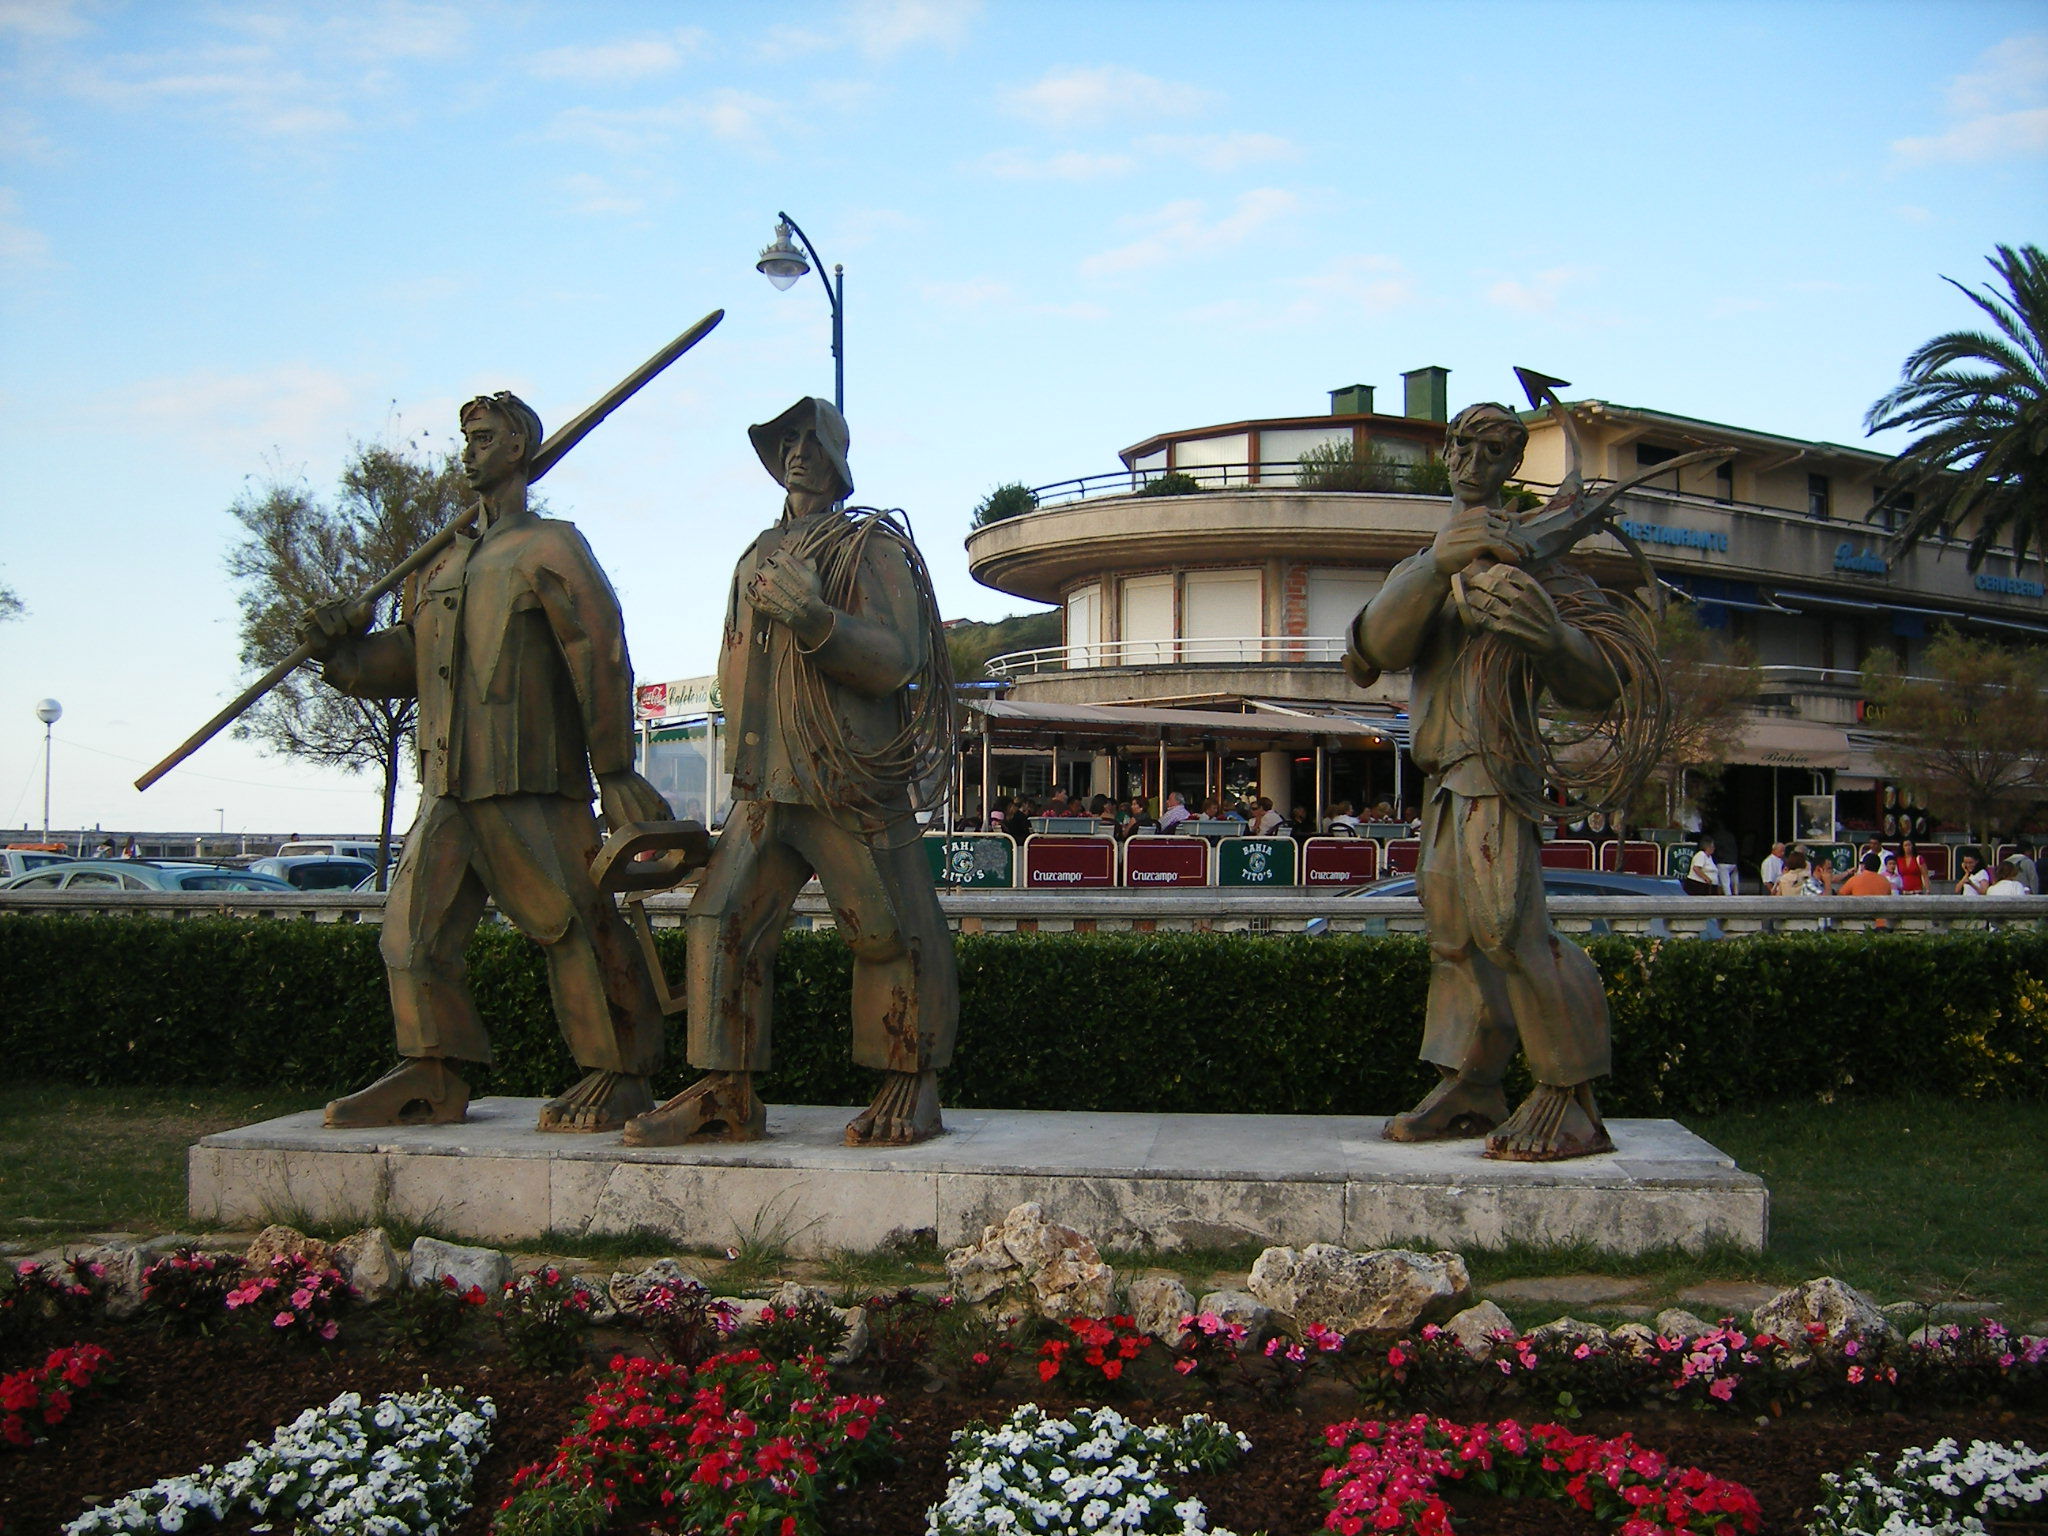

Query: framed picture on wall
[1793,795,1837,845]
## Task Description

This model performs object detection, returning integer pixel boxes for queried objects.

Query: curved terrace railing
[985,635,1349,676]
[1010,459,1445,512]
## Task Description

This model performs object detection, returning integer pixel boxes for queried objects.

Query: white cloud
[701,88,778,142]
[921,277,1013,308]
[1485,265,1595,314]
[1004,65,1214,130]
[0,187,53,270]
[1137,131,1298,172]
[529,28,706,83]
[979,147,1137,180]
[1894,34,2048,163]
[118,365,365,468]
[546,91,780,156]
[0,0,86,39]
[1080,187,1299,278]
[1287,253,1413,319]
[1893,203,1935,225]
[754,1,977,61]
[846,0,979,58]
[65,47,353,136]
[1946,33,2048,114]
[558,173,646,217]
[1893,106,2048,164]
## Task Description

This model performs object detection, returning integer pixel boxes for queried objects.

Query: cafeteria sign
[636,675,718,721]
[1216,836,1297,886]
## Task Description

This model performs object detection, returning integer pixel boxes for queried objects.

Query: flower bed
[66,1385,495,1534]
[495,1349,893,1536]
[930,1402,1249,1536]
[0,1316,2043,1536]
[1,1342,113,1448]
[1808,1437,2047,1536]
[1319,1415,1762,1536]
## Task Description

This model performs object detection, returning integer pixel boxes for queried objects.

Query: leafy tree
[227,441,469,883]
[0,581,20,622]
[1627,601,1761,827]
[1865,243,2047,568]
[1863,628,2048,840]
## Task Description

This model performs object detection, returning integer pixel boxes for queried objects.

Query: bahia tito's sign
[1832,542,1889,576]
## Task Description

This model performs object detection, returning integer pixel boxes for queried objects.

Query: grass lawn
[0,1085,325,1241]
[2,1085,2041,1325]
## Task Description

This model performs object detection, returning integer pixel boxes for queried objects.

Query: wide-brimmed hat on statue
[748,396,853,500]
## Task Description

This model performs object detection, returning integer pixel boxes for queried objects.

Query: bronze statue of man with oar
[300,390,675,1132]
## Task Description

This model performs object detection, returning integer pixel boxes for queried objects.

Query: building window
[1808,473,1831,520]
[1714,459,1734,503]
[1869,486,1913,533]
[1635,443,1679,466]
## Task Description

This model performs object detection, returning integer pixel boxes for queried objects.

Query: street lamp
[34,699,60,844]
[756,212,844,414]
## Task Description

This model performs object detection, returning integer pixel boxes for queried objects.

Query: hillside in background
[945,611,1059,681]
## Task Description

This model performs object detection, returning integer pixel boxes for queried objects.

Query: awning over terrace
[1725,715,1854,771]
[965,698,1398,749]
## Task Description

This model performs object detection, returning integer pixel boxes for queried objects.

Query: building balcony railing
[1011,459,1444,511]
[991,467,2035,570]
[985,635,1349,677]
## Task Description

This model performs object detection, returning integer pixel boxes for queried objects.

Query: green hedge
[2,915,2045,1114]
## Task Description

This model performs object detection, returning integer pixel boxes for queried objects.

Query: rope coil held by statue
[1465,570,1670,826]
[774,505,955,844]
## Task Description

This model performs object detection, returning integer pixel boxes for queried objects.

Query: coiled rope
[1464,573,1670,826]
[772,505,954,844]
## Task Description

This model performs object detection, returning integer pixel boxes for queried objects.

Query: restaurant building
[955,367,2048,858]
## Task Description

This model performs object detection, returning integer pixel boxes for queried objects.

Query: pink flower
[1708,1377,1735,1402]
[274,1311,295,1328]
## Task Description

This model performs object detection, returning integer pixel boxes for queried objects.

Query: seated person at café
[1158,791,1192,833]
[1839,852,1895,896]
[1324,801,1362,836]
[1987,858,2031,897]
[1956,853,1992,896]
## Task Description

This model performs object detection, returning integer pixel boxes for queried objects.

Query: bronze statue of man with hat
[624,396,959,1148]
[301,390,672,1133]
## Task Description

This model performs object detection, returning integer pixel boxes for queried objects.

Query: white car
[1,849,75,880]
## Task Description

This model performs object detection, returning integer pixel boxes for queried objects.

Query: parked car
[0,849,75,880]
[276,840,382,861]
[1344,868,1692,899]
[247,855,378,891]
[0,860,297,893]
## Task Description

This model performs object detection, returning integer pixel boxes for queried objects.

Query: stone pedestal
[190,1103,1766,1257]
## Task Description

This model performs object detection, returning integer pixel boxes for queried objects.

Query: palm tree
[1865,243,2047,569]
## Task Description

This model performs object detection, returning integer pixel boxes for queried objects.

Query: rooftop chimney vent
[1402,366,1450,423]
[1329,384,1375,416]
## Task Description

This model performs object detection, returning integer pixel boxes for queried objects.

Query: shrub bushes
[1,916,2044,1112]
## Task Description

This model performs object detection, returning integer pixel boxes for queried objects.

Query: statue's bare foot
[1382,1070,1509,1142]
[622,1072,764,1146]
[538,1070,655,1134]
[845,1069,942,1146]
[1484,1082,1613,1162]
[324,1059,469,1129]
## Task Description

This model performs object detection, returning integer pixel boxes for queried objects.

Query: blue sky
[1,0,2042,838]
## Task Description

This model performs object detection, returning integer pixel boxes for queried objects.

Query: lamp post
[34,699,60,844]
[756,212,844,414]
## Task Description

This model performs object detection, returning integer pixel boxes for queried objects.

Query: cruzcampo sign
[923,833,1015,888]
[1215,836,1298,887]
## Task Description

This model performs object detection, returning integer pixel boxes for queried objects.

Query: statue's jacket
[719,509,925,817]
[322,510,637,802]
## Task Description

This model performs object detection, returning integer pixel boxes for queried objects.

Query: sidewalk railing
[2,887,2041,938]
